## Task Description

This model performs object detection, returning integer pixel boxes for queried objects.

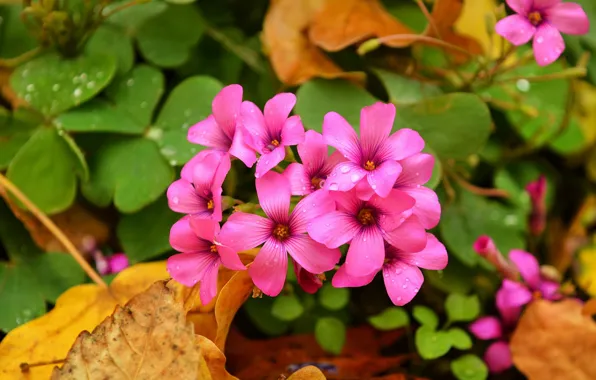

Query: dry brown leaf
[0,68,24,108]
[52,280,199,379]
[308,0,414,51]
[582,298,596,316]
[262,0,365,86]
[0,187,109,253]
[510,299,596,380]
[196,335,238,380]
[287,365,326,379]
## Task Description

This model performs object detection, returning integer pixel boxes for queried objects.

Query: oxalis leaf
[451,354,489,380]
[415,325,452,359]
[7,128,86,214]
[445,293,481,323]
[10,52,117,117]
[315,317,346,355]
[368,307,410,331]
[85,25,134,75]
[81,136,174,213]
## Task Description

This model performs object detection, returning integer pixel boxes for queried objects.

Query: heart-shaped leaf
[448,327,473,350]
[445,293,481,323]
[272,295,304,321]
[368,307,410,331]
[412,305,439,329]
[319,283,349,311]
[374,68,442,106]
[315,317,346,355]
[415,325,452,359]
[85,25,134,75]
[451,354,489,380]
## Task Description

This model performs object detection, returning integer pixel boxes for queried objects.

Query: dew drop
[340,165,350,174]
[26,84,35,92]
[73,88,83,98]
[140,101,148,108]
[172,196,180,204]
[371,184,377,190]
[52,84,60,92]
[329,183,339,191]
[536,36,544,44]
[402,284,407,289]
[395,268,402,275]
[363,237,367,242]
[126,78,135,86]
[396,296,402,301]
[86,81,96,89]
[351,174,360,183]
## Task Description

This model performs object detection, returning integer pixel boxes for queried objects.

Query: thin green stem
[0,47,42,68]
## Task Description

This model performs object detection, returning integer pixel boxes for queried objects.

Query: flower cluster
[165,84,447,305]
[470,236,562,373]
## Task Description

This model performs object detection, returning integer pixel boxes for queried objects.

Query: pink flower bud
[473,236,519,281]
[525,175,547,236]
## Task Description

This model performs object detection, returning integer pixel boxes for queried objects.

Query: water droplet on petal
[329,183,339,191]
[172,197,179,204]
[351,174,360,183]
[340,165,350,174]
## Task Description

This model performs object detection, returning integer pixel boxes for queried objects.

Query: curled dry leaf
[510,299,596,380]
[196,335,237,380]
[0,262,168,379]
[0,187,109,253]
[308,0,414,51]
[287,365,327,379]
[262,0,365,86]
[52,280,200,379]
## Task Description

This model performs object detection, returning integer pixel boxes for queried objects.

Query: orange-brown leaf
[308,0,414,51]
[287,365,326,379]
[262,0,364,86]
[52,280,199,379]
[196,335,238,380]
[510,299,596,380]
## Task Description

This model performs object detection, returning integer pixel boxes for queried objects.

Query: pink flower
[167,217,245,304]
[392,153,440,229]
[187,84,257,167]
[294,263,324,294]
[332,234,447,306]
[473,235,520,281]
[240,93,305,178]
[307,189,426,277]
[167,150,230,221]
[94,252,130,276]
[495,0,589,66]
[469,314,514,374]
[284,130,345,196]
[218,172,340,296]
[525,175,547,236]
[322,102,424,198]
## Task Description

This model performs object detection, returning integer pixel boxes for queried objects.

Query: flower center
[210,244,218,253]
[364,160,376,171]
[271,139,280,147]
[207,199,214,210]
[311,176,324,190]
[532,290,542,300]
[528,11,542,26]
[272,224,290,241]
[357,208,375,225]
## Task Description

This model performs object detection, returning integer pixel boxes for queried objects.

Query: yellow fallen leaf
[287,365,327,379]
[196,336,238,380]
[576,246,596,296]
[51,280,199,379]
[453,0,501,58]
[262,0,365,86]
[0,262,168,379]
[510,299,596,380]
[308,0,414,51]
[214,269,254,350]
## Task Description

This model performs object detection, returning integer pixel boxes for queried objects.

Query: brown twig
[450,173,510,198]
[413,0,441,39]
[20,358,65,372]
[0,173,108,289]
[374,34,475,59]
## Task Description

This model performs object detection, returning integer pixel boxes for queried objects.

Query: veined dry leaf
[287,365,326,379]
[51,280,200,379]
[0,262,169,379]
[262,0,365,86]
[0,187,109,253]
[308,0,414,51]
[510,299,596,380]
[424,0,483,62]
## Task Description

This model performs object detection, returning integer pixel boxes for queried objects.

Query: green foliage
[319,283,349,311]
[447,328,473,350]
[415,325,452,359]
[451,354,489,380]
[445,294,481,323]
[412,305,439,329]
[368,307,410,331]
[244,297,289,336]
[374,69,442,106]
[315,317,346,355]
[272,294,304,321]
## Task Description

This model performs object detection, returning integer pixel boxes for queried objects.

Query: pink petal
[307,211,360,248]
[285,234,341,273]
[290,189,336,234]
[107,253,129,274]
[294,261,323,294]
[395,153,435,187]
[284,163,312,195]
[218,212,273,251]
[255,146,286,179]
[248,238,288,296]
[170,217,212,252]
[167,179,205,215]
[368,189,416,231]
[325,150,348,173]
[354,177,376,201]
[215,244,246,271]
[380,128,425,161]
[533,23,565,66]
[484,341,513,374]
[393,233,448,270]
[212,84,242,140]
[187,115,231,150]
[508,249,541,288]
[264,92,296,136]
[281,115,305,146]
[367,160,402,198]
[181,150,211,182]
[401,186,441,229]
[191,151,224,194]
[325,162,368,192]
[209,187,224,222]
[166,251,220,293]
[229,127,257,167]
[383,260,424,306]
[384,215,427,253]
[199,260,220,305]
[359,102,395,157]
[533,0,562,11]
[332,263,376,288]
[539,280,560,300]
[495,15,536,46]
[298,130,328,175]
[469,316,503,340]
[506,0,531,15]
[188,217,220,242]
[331,189,364,215]
[473,235,497,255]
[496,279,532,313]
[256,171,291,222]
[344,227,385,277]
[546,2,589,35]
[239,101,267,152]
[323,111,362,163]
